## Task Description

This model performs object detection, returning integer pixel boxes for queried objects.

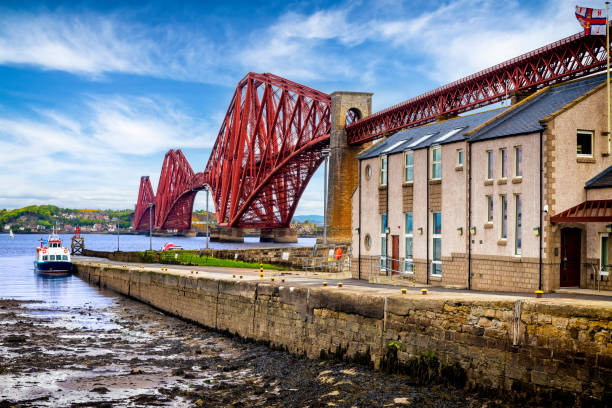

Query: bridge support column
[326,91,373,244]
[260,228,298,243]
[212,227,244,243]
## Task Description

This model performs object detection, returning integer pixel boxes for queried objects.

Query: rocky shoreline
[0,298,509,407]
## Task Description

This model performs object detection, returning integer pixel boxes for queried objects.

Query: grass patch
[160,251,281,270]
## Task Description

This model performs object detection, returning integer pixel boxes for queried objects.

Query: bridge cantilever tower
[134,28,612,243]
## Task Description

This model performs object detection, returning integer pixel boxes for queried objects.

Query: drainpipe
[358,160,362,280]
[426,148,430,285]
[386,156,390,273]
[468,141,472,290]
[539,128,544,290]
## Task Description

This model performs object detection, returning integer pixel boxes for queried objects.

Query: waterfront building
[351,74,612,292]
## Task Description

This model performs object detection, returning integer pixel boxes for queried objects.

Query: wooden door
[391,235,399,274]
[560,228,581,287]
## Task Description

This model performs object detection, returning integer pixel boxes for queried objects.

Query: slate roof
[585,164,612,189]
[469,74,605,142]
[358,107,507,160]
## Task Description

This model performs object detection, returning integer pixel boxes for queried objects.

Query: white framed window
[380,155,388,186]
[514,146,522,177]
[486,150,493,180]
[380,213,388,270]
[577,131,594,157]
[431,212,442,276]
[404,151,414,182]
[601,233,609,275]
[486,195,494,223]
[404,212,414,274]
[500,148,507,178]
[457,149,463,166]
[515,194,522,256]
[501,194,508,239]
[431,146,441,180]
[365,165,372,180]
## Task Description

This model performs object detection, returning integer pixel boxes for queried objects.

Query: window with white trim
[501,194,508,239]
[404,212,414,274]
[457,149,463,166]
[380,213,388,270]
[431,212,442,276]
[577,131,593,157]
[515,194,522,256]
[486,195,493,223]
[431,146,441,180]
[486,150,493,180]
[380,155,388,186]
[404,151,414,182]
[514,146,522,177]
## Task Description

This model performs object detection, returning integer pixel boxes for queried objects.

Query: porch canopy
[550,200,612,223]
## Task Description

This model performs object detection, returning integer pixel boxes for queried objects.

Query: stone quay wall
[82,244,348,270]
[74,262,611,404]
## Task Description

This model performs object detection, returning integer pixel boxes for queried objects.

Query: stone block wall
[75,262,612,403]
[470,255,541,292]
[82,245,349,271]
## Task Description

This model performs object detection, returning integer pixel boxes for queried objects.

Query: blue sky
[0,0,598,214]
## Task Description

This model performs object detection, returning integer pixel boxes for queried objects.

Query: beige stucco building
[351,74,612,292]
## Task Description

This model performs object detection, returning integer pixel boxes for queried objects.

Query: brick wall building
[351,74,612,292]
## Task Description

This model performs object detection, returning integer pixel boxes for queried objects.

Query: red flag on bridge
[576,6,607,35]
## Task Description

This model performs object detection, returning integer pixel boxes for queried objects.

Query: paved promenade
[74,256,612,306]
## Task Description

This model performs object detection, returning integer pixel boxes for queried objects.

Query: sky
[0,0,601,214]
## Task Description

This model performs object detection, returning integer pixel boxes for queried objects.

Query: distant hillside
[292,215,324,225]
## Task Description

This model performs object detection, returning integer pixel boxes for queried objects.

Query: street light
[148,202,153,251]
[112,217,120,251]
[204,186,210,249]
[321,148,331,245]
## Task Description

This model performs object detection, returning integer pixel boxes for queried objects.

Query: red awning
[550,200,612,223]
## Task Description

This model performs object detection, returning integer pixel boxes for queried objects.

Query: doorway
[391,235,399,274]
[560,228,581,287]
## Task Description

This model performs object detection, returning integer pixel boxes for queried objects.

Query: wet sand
[0,297,508,407]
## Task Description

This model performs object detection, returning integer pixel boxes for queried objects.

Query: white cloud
[0,95,216,209]
[0,10,231,83]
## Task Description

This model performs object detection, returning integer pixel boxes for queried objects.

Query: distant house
[351,74,612,293]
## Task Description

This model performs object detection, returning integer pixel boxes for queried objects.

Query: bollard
[239,275,243,279]
[322,282,328,286]
[337,282,343,288]
[535,290,543,298]
[232,274,236,278]
[421,288,428,295]
[270,277,275,282]
[260,263,263,274]
[401,288,407,294]
[281,277,285,283]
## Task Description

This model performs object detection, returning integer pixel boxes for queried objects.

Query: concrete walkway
[73,256,612,307]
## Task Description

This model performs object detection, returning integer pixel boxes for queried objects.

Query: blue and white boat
[34,234,73,274]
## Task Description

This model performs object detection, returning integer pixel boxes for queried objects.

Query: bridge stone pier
[259,228,298,243]
[326,91,373,244]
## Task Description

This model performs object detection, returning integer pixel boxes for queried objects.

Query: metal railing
[366,255,416,285]
[585,263,609,292]
[301,249,351,273]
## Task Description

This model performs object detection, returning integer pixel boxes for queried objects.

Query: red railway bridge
[133,29,610,242]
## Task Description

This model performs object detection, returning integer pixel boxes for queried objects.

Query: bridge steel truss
[133,73,331,231]
[346,30,610,144]
[134,29,612,232]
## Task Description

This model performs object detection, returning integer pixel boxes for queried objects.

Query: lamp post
[148,202,153,251]
[321,148,331,245]
[112,217,120,252]
[205,186,210,249]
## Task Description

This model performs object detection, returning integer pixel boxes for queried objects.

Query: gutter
[426,148,430,285]
[539,128,544,290]
[467,140,472,290]
[358,160,362,280]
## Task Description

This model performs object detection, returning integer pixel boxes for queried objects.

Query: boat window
[43,256,48,261]
[50,255,55,260]
[63,255,68,260]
